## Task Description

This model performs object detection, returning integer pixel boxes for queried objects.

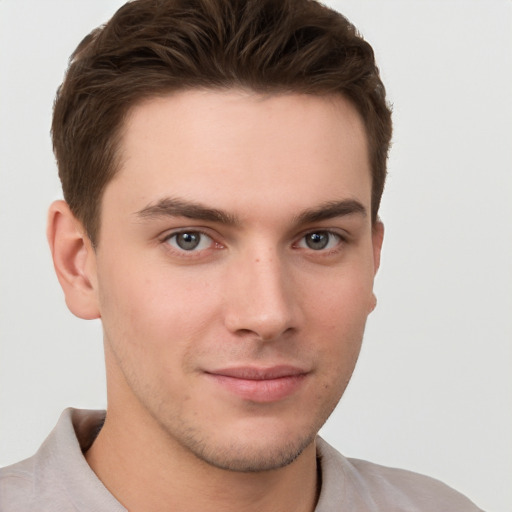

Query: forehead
[106,89,371,221]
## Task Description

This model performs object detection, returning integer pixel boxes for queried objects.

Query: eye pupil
[176,232,201,250]
[306,232,329,250]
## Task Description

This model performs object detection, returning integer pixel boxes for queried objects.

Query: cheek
[97,260,220,354]
[305,266,373,376]
[306,267,374,328]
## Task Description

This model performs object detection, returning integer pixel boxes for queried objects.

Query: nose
[223,249,299,342]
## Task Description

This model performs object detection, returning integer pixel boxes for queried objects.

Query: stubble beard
[171,426,319,473]
[145,390,342,474]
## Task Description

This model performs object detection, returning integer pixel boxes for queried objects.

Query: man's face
[90,90,382,471]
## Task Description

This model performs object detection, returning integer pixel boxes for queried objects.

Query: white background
[0,1,510,510]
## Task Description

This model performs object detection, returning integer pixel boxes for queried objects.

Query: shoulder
[0,408,121,512]
[315,437,484,511]
[0,409,80,512]
[0,457,37,512]
[0,457,49,512]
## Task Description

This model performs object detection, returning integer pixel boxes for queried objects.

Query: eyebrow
[135,197,366,226]
[293,199,367,225]
[135,197,239,225]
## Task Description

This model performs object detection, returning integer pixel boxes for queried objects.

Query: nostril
[235,328,256,337]
[233,325,296,343]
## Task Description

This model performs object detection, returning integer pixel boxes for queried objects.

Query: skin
[48,89,383,512]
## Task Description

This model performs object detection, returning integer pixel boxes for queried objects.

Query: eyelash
[162,230,222,256]
[293,231,343,252]
[161,229,346,257]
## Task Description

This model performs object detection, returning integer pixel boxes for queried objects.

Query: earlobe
[47,200,100,320]
[369,293,377,313]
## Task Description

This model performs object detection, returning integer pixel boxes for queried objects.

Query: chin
[178,427,317,473]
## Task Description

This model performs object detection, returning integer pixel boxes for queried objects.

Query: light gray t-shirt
[0,408,483,511]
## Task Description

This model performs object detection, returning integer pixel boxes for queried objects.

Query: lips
[205,365,308,403]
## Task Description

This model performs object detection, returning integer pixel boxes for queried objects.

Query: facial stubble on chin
[177,428,319,473]
[147,386,345,474]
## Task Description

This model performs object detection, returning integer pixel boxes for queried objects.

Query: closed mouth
[204,365,308,402]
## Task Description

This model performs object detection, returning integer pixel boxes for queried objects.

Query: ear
[369,220,384,313]
[371,219,384,275]
[47,200,100,320]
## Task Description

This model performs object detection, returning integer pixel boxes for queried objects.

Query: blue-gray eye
[167,231,212,251]
[299,231,340,251]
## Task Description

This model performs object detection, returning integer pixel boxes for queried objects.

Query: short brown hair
[52,0,392,245]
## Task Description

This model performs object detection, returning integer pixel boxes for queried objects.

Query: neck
[85,405,320,512]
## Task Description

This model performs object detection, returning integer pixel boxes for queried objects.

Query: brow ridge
[294,199,367,225]
[135,197,366,227]
[135,197,239,225]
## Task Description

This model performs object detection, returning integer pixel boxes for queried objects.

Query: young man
[0,1,483,510]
